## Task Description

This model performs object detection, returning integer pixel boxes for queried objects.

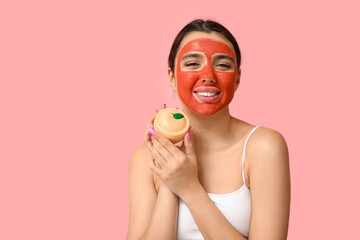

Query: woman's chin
[180,100,229,116]
[191,106,222,116]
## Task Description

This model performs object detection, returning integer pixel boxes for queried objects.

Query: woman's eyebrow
[181,53,204,61]
[213,54,234,63]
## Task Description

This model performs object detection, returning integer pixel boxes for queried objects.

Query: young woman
[127,19,291,240]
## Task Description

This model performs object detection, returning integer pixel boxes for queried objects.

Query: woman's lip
[193,91,222,103]
[193,87,221,93]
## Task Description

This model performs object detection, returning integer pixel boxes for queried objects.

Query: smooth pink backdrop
[1,0,359,239]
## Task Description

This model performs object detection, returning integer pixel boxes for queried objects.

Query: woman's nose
[201,78,216,84]
[200,64,216,84]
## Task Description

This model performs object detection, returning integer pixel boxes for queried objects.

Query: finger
[184,126,196,157]
[144,105,166,152]
[160,103,167,110]
[151,144,168,169]
[154,131,180,157]
[144,111,159,150]
[147,104,166,138]
[146,111,157,131]
[144,129,153,152]
[152,137,173,163]
[146,103,166,133]
[148,113,157,126]
[149,157,162,177]
[151,154,161,169]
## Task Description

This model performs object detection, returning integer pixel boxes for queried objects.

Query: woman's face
[171,31,240,116]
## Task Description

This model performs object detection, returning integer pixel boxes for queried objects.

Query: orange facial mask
[176,38,238,115]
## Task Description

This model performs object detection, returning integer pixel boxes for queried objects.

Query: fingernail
[149,128,155,136]
[186,132,190,140]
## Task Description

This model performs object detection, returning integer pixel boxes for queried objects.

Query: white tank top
[176,126,261,240]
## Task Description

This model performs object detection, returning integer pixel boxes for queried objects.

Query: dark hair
[168,19,241,72]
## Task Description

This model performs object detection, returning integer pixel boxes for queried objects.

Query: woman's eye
[185,62,200,67]
[216,63,231,68]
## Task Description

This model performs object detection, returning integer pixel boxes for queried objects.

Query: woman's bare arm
[247,128,291,239]
[126,145,179,240]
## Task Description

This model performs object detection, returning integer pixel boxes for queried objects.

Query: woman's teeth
[194,91,220,96]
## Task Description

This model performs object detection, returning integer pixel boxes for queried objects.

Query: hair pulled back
[168,19,241,72]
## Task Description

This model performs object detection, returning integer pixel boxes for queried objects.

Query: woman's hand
[149,126,200,200]
[143,104,166,169]
[143,105,177,194]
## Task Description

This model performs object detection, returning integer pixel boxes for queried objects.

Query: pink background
[1,0,359,239]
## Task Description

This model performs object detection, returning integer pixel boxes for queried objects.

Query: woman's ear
[234,68,241,91]
[168,67,177,91]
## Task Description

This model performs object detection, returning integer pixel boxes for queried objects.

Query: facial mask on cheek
[176,38,237,116]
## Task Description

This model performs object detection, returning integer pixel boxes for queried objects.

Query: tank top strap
[242,126,262,188]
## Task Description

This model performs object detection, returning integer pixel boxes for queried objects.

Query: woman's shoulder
[231,117,288,162]
[249,126,288,151]
[231,117,286,142]
[129,144,152,171]
[130,144,151,159]
[245,125,289,174]
[231,117,287,147]
[129,144,158,189]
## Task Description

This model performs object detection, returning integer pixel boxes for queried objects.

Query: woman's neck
[182,105,235,150]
